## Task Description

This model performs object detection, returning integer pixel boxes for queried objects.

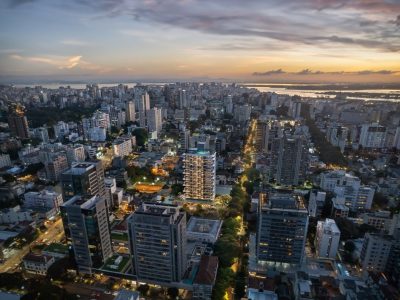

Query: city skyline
[1,0,400,83]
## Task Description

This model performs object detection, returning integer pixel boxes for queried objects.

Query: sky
[0,0,400,83]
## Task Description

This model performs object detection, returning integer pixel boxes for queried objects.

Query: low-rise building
[187,217,222,244]
[23,190,63,212]
[0,206,34,224]
[23,253,55,275]
[192,256,219,300]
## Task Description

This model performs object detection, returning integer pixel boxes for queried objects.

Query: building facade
[61,195,112,274]
[61,161,106,201]
[316,218,341,259]
[128,203,187,285]
[360,233,392,272]
[270,134,307,186]
[256,191,309,267]
[183,149,216,201]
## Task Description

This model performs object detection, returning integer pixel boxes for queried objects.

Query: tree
[2,173,16,182]
[22,162,44,176]
[373,192,389,208]
[212,267,235,300]
[245,168,260,182]
[243,180,254,195]
[46,257,72,281]
[132,128,148,146]
[344,240,356,253]
[167,287,179,299]
[235,268,246,299]
[137,284,150,296]
[171,183,184,195]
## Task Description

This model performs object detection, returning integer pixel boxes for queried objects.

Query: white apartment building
[113,135,135,157]
[360,233,392,272]
[320,170,374,211]
[359,123,387,149]
[147,107,163,137]
[308,190,326,217]
[138,92,150,128]
[0,205,34,224]
[66,144,86,166]
[23,253,55,275]
[88,127,107,142]
[24,190,63,212]
[125,101,135,122]
[183,149,216,201]
[361,211,392,231]
[316,219,341,259]
[0,154,11,168]
[53,121,69,140]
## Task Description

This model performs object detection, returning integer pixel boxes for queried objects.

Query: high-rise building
[178,89,187,109]
[8,104,30,139]
[360,233,392,272]
[45,154,69,181]
[61,161,106,201]
[33,127,49,143]
[270,134,307,186]
[289,101,302,119]
[316,219,340,259]
[147,107,163,136]
[224,95,233,115]
[125,101,136,123]
[178,125,190,154]
[255,120,269,154]
[66,144,86,166]
[138,92,150,128]
[183,149,216,201]
[359,123,387,149]
[127,203,187,285]
[53,121,70,140]
[308,190,326,218]
[256,191,309,267]
[234,104,251,123]
[61,195,112,274]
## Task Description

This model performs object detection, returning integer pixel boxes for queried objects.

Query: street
[0,217,64,273]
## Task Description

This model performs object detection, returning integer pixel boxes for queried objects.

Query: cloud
[7,0,36,8]
[60,39,89,46]
[0,49,23,54]
[6,0,400,53]
[252,69,399,76]
[253,69,286,76]
[9,53,83,69]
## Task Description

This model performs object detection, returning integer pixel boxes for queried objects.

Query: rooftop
[187,217,222,238]
[262,191,306,211]
[23,253,53,264]
[61,195,101,210]
[136,202,180,217]
[193,256,218,285]
[114,290,140,300]
[63,162,96,175]
[101,255,130,273]
[43,243,69,254]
